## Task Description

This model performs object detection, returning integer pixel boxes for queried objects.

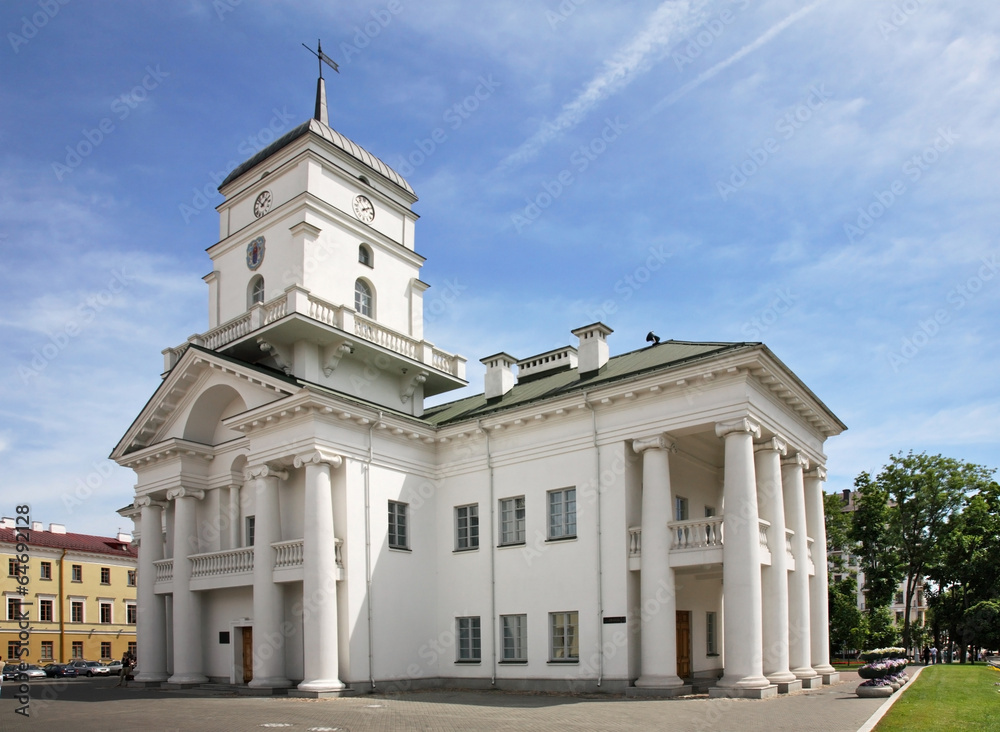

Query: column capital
[134,496,168,509]
[781,453,811,470]
[293,448,344,469]
[805,466,827,482]
[632,435,674,454]
[754,435,788,455]
[244,464,289,482]
[715,417,761,439]
[165,487,205,501]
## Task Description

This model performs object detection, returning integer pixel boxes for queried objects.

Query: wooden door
[676,611,691,679]
[241,627,253,684]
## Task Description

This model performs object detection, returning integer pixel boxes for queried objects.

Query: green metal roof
[422,340,756,426]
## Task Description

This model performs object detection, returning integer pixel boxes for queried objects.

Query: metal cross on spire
[301,39,339,79]
[301,40,338,126]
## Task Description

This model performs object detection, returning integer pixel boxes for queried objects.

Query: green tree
[866,605,900,648]
[829,574,864,657]
[963,600,1000,652]
[849,472,901,612]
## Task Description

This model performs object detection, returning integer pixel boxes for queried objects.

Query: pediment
[111,347,298,460]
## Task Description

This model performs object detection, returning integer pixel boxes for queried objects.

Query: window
[100,602,112,624]
[501,614,527,663]
[71,564,82,582]
[894,592,904,605]
[7,641,19,660]
[705,506,716,518]
[101,567,111,584]
[8,558,20,576]
[127,603,137,625]
[7,597,21,621]
[499,496,526,545]
[355,279,373,317]
[40,641,53,661]
[456,617,481,662]
[248,275,265,307]
[100,641,112,660]
[358,244,373,267]
[245,516,255,547]
[455,504,479,550]
[548,488,576,539]
[388,501,408,549]
[71,600,84,623]
[550,611,579,661]
[71,641,83,659]
[39,599,53,622]
[40,561,52,580]
[675,496,689,521]
[128,641,137,657]
[706,611,718,655]
[127,570,136,587]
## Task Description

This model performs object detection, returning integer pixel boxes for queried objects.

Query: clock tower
[164,74,466,415]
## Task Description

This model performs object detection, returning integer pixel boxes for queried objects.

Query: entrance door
[676,611,691,679]
[241,627,253,684]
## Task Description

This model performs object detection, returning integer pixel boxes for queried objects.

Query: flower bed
[857,647,908,695]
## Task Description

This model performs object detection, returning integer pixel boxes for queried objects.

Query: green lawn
[875,664,1000,732]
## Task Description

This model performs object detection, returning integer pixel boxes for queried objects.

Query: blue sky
[2,0,998,536]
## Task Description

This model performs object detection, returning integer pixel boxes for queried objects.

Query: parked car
[106,660,122,673]
[20,664,48,680]
[83,660,112,676]
[2,664,21,680]
[43,663,79,678]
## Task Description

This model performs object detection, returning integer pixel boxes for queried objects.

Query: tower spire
[301,39,339,126]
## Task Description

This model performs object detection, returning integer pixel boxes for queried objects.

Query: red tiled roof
[0,528,137,559]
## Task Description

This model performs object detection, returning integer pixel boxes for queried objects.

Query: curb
[855,663,927,732]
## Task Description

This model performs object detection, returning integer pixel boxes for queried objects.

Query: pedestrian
[116,651,131,687]
[922,646,930,665]
[930,646,938,664]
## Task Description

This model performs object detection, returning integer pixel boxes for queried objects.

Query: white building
[112,75,846,698]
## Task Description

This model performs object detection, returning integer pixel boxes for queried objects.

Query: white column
[294,449,345,692]
[134,497,168,682]
[165,487,207,684]
[715,418,770,692]
[754,437,797,688]
[228,483,241,551]
[246,464,291,689]
[805,466,837,682]
[633,435,685,690]
[782,453,818,682]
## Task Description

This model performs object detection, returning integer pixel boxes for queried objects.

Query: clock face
[246,236,265,270]
[253,190,272,218]
[352,195,375,223]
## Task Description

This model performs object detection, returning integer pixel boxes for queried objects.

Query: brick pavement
[0,671,888,731]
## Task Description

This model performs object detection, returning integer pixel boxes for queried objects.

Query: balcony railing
[190,546,253,578]
[758,519,770,551]
[165,287,465,378]
[670,516,723,550]
[153,558,172,583]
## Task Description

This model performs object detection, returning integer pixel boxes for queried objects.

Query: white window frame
[358,243,373,267]
[388,501,408,550]
[38,596,55,623]
[499,496,525,546]
[455,504,479,551]
[126,602,137,625]
[69,598,85,623]
[40,561,52,580]
[500,614,527,663]
[549,611,579,662]
[355,279,374,317]
[248,275,265,308]
[456,616,481,662]
[675,496,689,521]
[547,487,576,539]
[245,516,255,547]
[6,595,22,621]
[99,599,113,624]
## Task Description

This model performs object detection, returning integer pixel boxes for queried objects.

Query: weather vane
[301,39,339,79]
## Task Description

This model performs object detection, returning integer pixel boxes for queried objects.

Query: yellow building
[0,520,137,665]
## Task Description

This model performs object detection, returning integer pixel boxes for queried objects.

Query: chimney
[49,523,66,534]
[31,521,43,532]
[571,322,613,374]
[842,489,850,505]
[117,532,132,544]
[480,353,517,400]
[0,517,14,529]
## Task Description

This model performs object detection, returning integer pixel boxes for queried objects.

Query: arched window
[358,244,373,267]
[248,275,265,309]
[355,279,373,318]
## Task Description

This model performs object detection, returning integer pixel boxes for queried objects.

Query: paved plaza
[0,671,893,732]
